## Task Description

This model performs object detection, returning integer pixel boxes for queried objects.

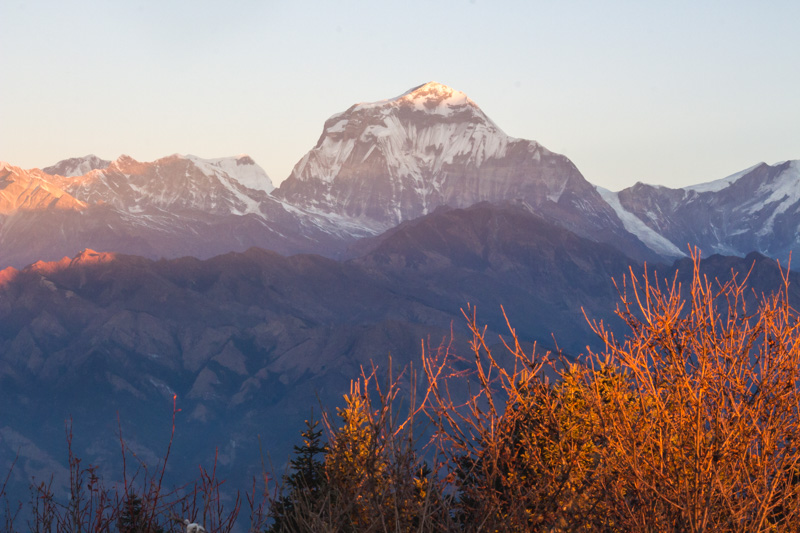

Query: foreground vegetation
[5,251,800,532]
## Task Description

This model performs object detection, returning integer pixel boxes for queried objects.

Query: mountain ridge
[3,82,799,269]
[607,160,800,262]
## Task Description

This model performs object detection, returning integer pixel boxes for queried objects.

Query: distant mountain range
[603,160,800,261]
[3,81,798,269]
[0,82,798,508]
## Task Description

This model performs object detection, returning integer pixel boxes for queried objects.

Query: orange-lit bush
[419,250,800,532]
[582,250,800,532]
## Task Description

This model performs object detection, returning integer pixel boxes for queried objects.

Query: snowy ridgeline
[3,83,799,263]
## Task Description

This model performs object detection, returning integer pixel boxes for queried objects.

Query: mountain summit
[274,82,653,259]
[43,154,111,177]
[0,154,348,268]
[356,81,480,116]
[275,81,519,224]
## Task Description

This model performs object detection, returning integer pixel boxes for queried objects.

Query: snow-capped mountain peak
[43,154,111,177]
[272,81,651,261]
[41,153,274,218]
[184,154,274,193]
[276,82,528,224]
[0,163,87,214]
[352,81,478,117]
[610,159,800,261]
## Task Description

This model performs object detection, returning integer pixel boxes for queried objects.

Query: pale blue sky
[2,0,798,190]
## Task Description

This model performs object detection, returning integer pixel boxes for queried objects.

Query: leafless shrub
[581,249,800,532]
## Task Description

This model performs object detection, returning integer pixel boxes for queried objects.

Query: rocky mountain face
[0,162,86,213]
[274,82,658,261]
[42,154,111,177]
[51,154,275,216]
[0,155,374,268]
[1,82,667,269]
[603,160,800,262]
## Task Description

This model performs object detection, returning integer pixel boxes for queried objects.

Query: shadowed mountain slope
[2,202,797,505]
[0,203,636,500]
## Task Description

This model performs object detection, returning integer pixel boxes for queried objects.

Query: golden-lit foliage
[582,249,800,531]
[415,249,800,532]
[422,308,617,531]
[268,364,451,531]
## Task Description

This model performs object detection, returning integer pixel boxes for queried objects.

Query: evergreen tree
[117,491,164,533]
[267,418,328,533]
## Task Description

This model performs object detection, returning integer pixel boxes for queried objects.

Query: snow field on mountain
[596,186,686,258]
[751,161,800,236]
[185,154,274,193]
[686,163,762,193]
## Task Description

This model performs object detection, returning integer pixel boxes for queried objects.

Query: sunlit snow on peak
[353,81,477,117]
[397,81,472,113]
